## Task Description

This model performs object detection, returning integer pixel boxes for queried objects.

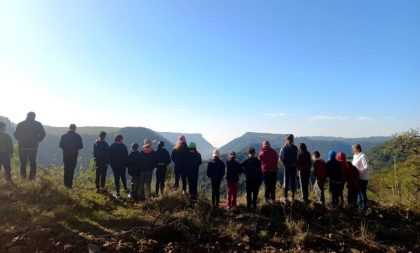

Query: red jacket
[313,159,327,181]
[336,152,349,183]
[258,147,279,173]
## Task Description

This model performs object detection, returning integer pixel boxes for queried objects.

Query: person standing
[346,161,360,209]
[186,142,202,200]
[109,135,129,199]
[127,143,142,202]
[258,141,279,202]
[14,112,46,180]
[225,151,243,209]
[280,134,298,201]
[155,141,171,196]
[207,150,225,207]
[326,150,341,208]
[59,124,83,189]
[312,151,327,205]
[171,135,189,194]
[93,131,109,193]
[336,152,349,206]
[242,147,263,209]
[0,122,14,181]
[297,143,312,203]
[139,139,157,201]
[352,144,369,210]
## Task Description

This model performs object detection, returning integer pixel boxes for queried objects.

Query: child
[258,141,279,202]
[312,151,327,205]
[127,143,142,202]
[241,147,263,209]
[186,142,202,200]
[93,131,109,193]
[226,151,244,209]
[336,152,349,206]
[297,143,312,203]
[109,135,129,199]
[207,150,225,207]
[0,122,13,182]
[171,135,189,193]
[326,151,341,208]
[155,141,171,196]
[139,139,157,201]
[346,161,360,208]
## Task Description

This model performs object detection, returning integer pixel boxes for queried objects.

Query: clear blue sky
[1,0,419,146]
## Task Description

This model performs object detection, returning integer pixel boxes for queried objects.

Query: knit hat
[228,151,236,158]
[179,135,186,143]
[131,143,139,150]
[143,139,155,148]
[248,147,256,154]
[286,134,294,141]
[213,150,220,157]
[189,142,197,149]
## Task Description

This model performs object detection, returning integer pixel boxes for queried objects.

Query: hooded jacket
[127,151,142,177]
[93,140,109,162]
[14,119,46,149]
[326,151,341,183]
[280,144,298,168]
[109,142,128,168]
[258,146,279,173]
[207,158,225,181]
[346,164,360,190]
[226,158,244,183]
[336,152,349,183]
[313,159,327,181]
[186,150,202,175]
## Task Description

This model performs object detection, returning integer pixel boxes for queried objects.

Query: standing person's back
[258,141,279,202]
[109,135,129,199]
[59,124,83,189]
[225,151,243,209]
[139,139,157,201]
[242,147,263,209]
[336,152,349,206]
[13,112,46,179]
[280,134,298,201]
[326,151,341,208]
[0,122,14,181]
[207,150,225,207]
[312,151,327,205]
[93,131,109,193]
[171,135,190,193]
[186,142,202,200]
[297,143,312,203]
[127,143,142,201]
[155,141,171,196]
[346,161,360,208]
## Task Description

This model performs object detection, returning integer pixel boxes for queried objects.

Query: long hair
[298,143,308,155]
[285,139,294,148]
[174,140,183,150]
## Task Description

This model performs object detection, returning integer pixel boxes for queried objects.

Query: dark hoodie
[241,156,263,184]
[207,157,225,182]
[326,151,341,183]
[186,149,202,175]
[226,158,244,183]
[127,150,142,177]
[171,143,190,169]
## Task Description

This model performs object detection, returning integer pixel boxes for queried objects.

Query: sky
[0,0,419,147]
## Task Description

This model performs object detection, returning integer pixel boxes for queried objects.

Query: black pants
[112,166,127,194]
[284,166,297,198]
[348,188,358,208]
[155,166,167,195]
[187,169,199,199]
[299,170,310,202]
[95,160,108,189]
[19,149,37,179]
[63,155,78,188]
[338,183,345,206]
[0,153,12,180]
[174,166,187,191]
[246,180,261,208]
[211,180,221,206]
[130,176,141,201]
[329,182,340,208]
[264,171,277,201]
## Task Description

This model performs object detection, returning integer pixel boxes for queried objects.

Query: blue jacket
[109,142,128,168]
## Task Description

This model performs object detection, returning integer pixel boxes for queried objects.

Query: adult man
[59,124,83,188]
[14,112,46,179]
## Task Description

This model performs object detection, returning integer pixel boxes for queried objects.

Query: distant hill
[220,132,391,159]
[160,132,215,159]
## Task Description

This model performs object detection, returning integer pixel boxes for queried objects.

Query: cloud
[264,112,286,118]
[356,116,376,122]
[308,115,349,121]
[173,108,187,114]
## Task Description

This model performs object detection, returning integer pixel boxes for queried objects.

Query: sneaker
[113,193,121,199]
[182,190,186,195]
[127,193,132,199]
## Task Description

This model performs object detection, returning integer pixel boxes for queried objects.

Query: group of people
[0,112,370,211]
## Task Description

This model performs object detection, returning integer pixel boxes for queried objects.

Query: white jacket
[352,153,369,180]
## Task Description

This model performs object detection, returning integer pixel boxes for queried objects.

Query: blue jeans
[111,166,127,194]
[358,180,369,209]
